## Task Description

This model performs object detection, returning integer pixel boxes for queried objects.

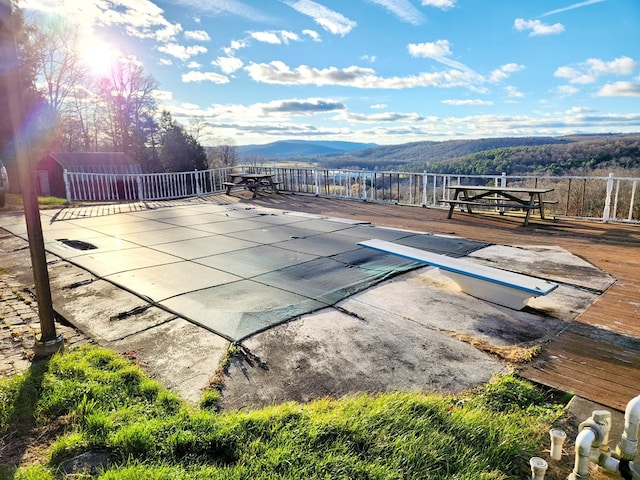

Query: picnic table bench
[443,185,555,226]
[358,239,558,310]
[224,173,280,198]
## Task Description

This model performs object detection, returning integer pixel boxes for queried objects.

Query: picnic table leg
[523,194,535,226]
[537,193,546,220]
[447,189,460,218]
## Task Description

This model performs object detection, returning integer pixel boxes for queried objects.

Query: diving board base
[440,270,540,310]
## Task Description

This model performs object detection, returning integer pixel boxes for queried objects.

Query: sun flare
[79,38,117,77]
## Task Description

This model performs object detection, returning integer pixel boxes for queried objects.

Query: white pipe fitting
[549,428,566,460]
[617,394,640,460]
[569,428,597,480]
[530,456,548,480]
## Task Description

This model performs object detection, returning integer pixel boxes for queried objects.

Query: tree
[0,4,47,177]
[28,18,88,152]
[96,56,158,161]
[206,138,238,168]
[155,111,207,172]
[32,19,85,116]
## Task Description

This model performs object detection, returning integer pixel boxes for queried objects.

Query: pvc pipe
[569,428,596,480]
[530,456,548,480]
[618,394,640,460]
[597,455,640,480]
[549,428,566,460]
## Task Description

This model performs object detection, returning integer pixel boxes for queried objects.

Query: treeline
[423,135,640,176]
[314,134,640,176]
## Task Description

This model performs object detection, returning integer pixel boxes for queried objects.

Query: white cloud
[341,111,423,123]
[514,18,564,36]
[224,39,249,55]
[490,63,525,82]
[153,89,173,101]
[281,30,300,43]
[587,56,637,76]
[213,56,244,74]
[555,85,579,97]
[251,31,282,44]
[302,29,321,41]
[504,86,525,98]
[18,0,183,42]
[184,30,211,41]
[597,82,640,97]
[168,0,272,22]
[407,40,474,73]
[260,98,346,115]
[250,30,300,44]
[366,0,425,25]
[408,39,451,58]
[187,61,201,69]
[245,60,483,90]
[157,43,207,60]
[421,0,456,9]
[539,0,606,18]
[371,103,388,109]
[182,71,229,83]
[361,54,377,63]
[283,0,357,36]
[442,99,493,106]
[555,56,637,84]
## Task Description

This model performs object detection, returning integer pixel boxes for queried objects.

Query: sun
[79,38,118,77]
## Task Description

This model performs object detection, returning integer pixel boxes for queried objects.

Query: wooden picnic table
[444,185,555,226]
[224,172,280,198]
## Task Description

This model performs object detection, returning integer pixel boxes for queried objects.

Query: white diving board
[358,239,558,310]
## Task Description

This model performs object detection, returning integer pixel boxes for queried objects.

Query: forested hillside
[308,134,640,175]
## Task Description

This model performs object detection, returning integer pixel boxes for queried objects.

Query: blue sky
[19,0,640,146]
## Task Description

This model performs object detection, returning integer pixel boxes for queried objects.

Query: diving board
[358,239,558,310]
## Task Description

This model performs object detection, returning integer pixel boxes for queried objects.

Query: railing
[63,167,640,224]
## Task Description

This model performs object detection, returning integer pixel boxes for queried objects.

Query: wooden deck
[243,193,640,412]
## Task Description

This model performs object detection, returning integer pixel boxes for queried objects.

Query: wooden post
[1,1,63,356]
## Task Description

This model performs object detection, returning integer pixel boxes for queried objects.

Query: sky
[17,0,640,146]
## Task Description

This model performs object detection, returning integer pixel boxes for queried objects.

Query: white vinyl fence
[63,167,640,224]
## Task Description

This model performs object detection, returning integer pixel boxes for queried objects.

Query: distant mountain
[237,140,378,158]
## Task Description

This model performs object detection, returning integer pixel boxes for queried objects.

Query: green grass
[0,345,565,479]
[0,193,67,211]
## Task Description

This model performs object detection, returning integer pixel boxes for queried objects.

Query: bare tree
[31,19,86,115]
[96,56,158,159]
[187,117,206,142]
[207,138,238,168]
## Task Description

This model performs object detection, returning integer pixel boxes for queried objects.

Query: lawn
[0,193,68,212]
[0,344,566,479]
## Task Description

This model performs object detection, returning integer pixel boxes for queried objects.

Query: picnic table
[224,172,280,198]
[444,185,555,226]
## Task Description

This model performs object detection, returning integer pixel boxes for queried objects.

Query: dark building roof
[48,152,142,174]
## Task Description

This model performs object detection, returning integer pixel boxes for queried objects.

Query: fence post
[314,168,319,196]
[195,169,201,196]
[422,171,428,206]
[136,175,144,201]
[628,180,637,222]
[500,172,507,187]
[602,173,614,222]
[63,169,71,203]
